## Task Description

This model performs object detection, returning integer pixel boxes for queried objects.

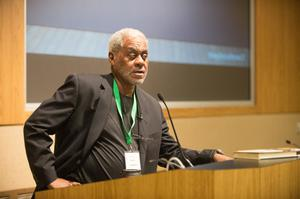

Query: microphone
[157,93,193,167]
[286,140,300,148]
[137,113,143,120]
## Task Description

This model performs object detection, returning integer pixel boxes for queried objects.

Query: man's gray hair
[108,28,148,53]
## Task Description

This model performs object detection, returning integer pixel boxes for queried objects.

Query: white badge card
[125,151,141,170]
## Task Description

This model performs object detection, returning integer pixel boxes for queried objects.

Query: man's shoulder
[137,87,159,106]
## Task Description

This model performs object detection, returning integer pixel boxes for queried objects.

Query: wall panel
[255,0,300,113]
[0,0,25,125]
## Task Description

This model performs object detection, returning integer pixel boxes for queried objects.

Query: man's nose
[134,55,145,66]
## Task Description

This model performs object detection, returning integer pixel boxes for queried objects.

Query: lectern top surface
[191,157,299,170]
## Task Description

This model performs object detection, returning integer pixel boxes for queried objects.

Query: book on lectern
[233,149,298,160]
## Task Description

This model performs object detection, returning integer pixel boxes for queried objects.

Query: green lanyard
[113,79,137,145]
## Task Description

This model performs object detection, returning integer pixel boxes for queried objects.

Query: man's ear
[108,52,115,65]
[108,52,114,61]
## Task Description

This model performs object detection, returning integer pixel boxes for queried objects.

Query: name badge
[124,151,141,170]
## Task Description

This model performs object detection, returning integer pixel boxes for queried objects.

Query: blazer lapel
[136,87,149,170]
[81,75,113,159]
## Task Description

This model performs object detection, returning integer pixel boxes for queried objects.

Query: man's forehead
[123,37,148,50]
[124,34,147,43]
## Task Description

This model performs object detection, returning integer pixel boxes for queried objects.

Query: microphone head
[157,93,164,101]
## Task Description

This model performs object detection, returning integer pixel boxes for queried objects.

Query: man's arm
[24,74,78,188]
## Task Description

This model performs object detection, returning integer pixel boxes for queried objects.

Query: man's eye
[142,53,148,60]
[128,53,137,59]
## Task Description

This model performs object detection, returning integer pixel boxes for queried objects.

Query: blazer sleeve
[24,74,78,187]
[158,109,216,167]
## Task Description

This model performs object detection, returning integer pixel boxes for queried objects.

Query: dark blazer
[24,73,215,190]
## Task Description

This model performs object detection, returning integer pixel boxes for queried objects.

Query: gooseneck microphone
[157,93,193,167]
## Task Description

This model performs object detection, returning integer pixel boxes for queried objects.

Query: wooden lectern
[36,158,300,199]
